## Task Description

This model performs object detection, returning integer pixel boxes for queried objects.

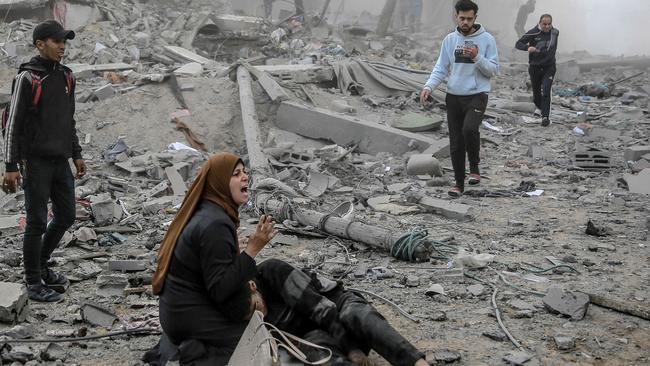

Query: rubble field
[0,0,649,365]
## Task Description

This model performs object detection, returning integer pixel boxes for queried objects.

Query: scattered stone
[430,311,448,321]
[554,335,575,350]
[624,145,650,161]
[0,324,34,339]
[482,330,507,342]
[41,343,67,362]
[507,299,536,312]
[503,351,532,365]
[585,219,611,236]
[542,287,590,320]
[93,83,116,101]
[467,284,485,297]
[425,283,447,296]
[432,349,461,363]
[404,275,420,287]
[0,282,29,324]
[512,310,535,319]
[81,303,118,327]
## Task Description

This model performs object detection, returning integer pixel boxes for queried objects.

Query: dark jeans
[21,157,76,285]
[445,93,488,188]
[302,290,425,366]
[529,64,556,118]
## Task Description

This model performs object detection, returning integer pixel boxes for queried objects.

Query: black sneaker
[541,117,550,127]
[42,268,70,293]
[27,283,64,303]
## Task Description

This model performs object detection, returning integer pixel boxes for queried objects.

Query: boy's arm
[4,71,32,172]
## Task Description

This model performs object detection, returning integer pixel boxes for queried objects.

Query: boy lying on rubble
[220,258,430,366]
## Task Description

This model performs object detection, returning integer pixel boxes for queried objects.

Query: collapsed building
[0,0,649,365]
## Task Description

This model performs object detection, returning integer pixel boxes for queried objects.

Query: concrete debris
[0,282,28,324]
[554,335,575,350]
[543,287,590,320]
[81,302,118,327]
[502,351,532,365]
[0,1,648,364]
[623,168,650,195]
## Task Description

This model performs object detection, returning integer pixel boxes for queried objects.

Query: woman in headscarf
[151,152,277,364]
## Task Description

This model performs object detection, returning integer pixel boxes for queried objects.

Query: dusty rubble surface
[1,1,650,365]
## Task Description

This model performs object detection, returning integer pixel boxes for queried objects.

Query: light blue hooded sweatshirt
[424,24,499,96]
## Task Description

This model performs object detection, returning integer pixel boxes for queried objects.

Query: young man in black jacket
[222,259,429,366]
[515,14,559,127]
[2,20,86,302]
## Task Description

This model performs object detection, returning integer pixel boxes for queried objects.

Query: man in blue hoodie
[419,0,499,197]
[515,14,559,127]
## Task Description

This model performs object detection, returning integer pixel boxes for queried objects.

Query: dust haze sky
[326,0,649,56]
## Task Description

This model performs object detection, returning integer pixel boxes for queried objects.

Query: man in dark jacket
[2,20,86,302]
[515,14,559,127]
[222,259,429,366]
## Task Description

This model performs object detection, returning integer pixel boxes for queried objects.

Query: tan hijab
[152,152,243,295]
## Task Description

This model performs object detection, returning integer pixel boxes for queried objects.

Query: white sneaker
[533,108,542,116]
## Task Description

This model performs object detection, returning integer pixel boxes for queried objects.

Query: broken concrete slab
[67,63,135,77]
[277,101,449,157]
[0,214,23,237]
[0,282,28,324]
[418,197,473,221]
[142,196,176,215]
[108,260,147,272]
[165,166,188,196]
[90,199,115,226]
[304,172,330,198]
[391,112,443,132]
[96,274,129,297]
[213,14,264,31]
[623,168,650,195]
[93,84,116,101]
[367,195,420,215]
[174,62,203,77]
[624,146,650,161]
[74,227,97,243]
[81,303,118,327]
[467,284,485,297]
[164,46,211,65]
[502,351,532,365]
[242,63,288,102]
[631,158,650,173]
[543,287,590,320]
[255,64,335,84]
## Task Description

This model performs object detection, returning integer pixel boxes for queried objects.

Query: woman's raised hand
[244,215,278,258]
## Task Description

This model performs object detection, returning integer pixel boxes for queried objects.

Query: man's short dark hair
[218,282,254,321]
[455,0,479,14]
[539,14,552,22]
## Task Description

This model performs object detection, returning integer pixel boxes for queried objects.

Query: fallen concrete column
[243,62,288,102]
[237,66,270,175]
[257,193,432,261]
[276,101,449,157]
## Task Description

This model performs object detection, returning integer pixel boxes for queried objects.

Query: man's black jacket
[3,56,82,172]
[515,26,559,66]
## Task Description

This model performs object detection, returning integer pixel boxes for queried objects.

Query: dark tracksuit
[515,26,559,118]
[158,201,257,365]
[3,56,82,286]
[255,259,426,366]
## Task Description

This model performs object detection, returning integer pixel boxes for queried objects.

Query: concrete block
[108,260,146,272]
[554,335,575,350]
[93,83,116,101]
[0,282,29,324]
[256,64,335,84]
[133,32,151,48]
[213,14,264,31]
[0,214,22,236]
[81,303,118,327]
[165,166,187,196]
[96,274,128,297]
[90,199,114,225]
[277,101,449,157]
[624,145,650,161]
[542,287,590,320]
[164,46,211,65]
[406,154,443,177]
[142,196,175,215]
[418,197,473,221]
